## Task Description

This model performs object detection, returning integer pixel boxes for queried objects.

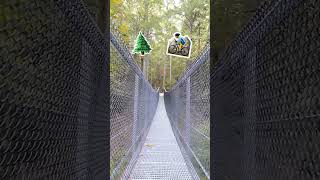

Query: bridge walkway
[129,94,193,180]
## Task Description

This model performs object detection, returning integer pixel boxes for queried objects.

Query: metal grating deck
[130,94,193,180]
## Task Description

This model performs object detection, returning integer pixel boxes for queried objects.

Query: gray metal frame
[1,0,109,179]
[211,0,320,180]
[110,21,159,179]
[165,44,210,179]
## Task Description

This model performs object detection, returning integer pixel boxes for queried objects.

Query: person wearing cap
[174,32,186,50]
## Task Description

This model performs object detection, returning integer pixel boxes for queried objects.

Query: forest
[110,0,210,90]
[83,0,263,90]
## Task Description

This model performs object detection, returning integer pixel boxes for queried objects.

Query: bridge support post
[186,77,191,144]
[132,74,140,148]
[144,83,148,130]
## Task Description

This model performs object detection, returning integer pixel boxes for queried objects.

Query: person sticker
[166,32,192,58]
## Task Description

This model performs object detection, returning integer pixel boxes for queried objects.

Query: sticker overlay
[166,32,192,58]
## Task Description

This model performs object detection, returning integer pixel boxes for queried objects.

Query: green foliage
[133,32,152,55]
[111,0,209,90]
[172,0,210,58]
[111,0,123,17]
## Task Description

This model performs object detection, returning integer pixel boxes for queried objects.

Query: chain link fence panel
[110,22,159,180]
[211,0,320,180]
[1,0,109,179]
[164,44,210,180]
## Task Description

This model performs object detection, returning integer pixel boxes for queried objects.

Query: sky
[163,0,181,7]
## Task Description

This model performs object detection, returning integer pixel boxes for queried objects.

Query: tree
[173,0,209,58]
[133,32,152,71]
[111,0,210,89]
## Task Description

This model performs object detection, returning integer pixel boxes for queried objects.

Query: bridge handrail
[210,0,319,179]
[170,43,210,91]
[109,20,159,179]
[165,43,210,179]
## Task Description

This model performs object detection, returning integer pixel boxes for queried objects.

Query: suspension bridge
[1,0,320,180]
[110,26,210,179]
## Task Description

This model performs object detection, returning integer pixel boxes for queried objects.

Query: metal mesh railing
[1,1,109,179]
[211,0,320,180]
[110,22,159,179]
[164,44,210,180]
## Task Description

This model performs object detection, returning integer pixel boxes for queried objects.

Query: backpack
[180,37,186,44]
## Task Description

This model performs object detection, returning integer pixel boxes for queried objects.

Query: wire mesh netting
[164,44,210,180]
[2,0,319,180]
[211,0,320,180]
[110,22,159,179]
[1,0,109,179]
[129,96,194,180]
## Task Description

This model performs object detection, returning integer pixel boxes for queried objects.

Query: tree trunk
[140,56,143,71]
[143,0,150,81]
[148,56,150,80]
[150,65,152,86]
[163,60,166,89]
[198,22,201,53]
[157,58,161,88]
[169,55,172,87]
[143,55,149,80]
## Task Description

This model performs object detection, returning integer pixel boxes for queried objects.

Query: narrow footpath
[130,94,193,180]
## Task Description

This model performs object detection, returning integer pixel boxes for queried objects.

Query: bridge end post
[186,77,191,144]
